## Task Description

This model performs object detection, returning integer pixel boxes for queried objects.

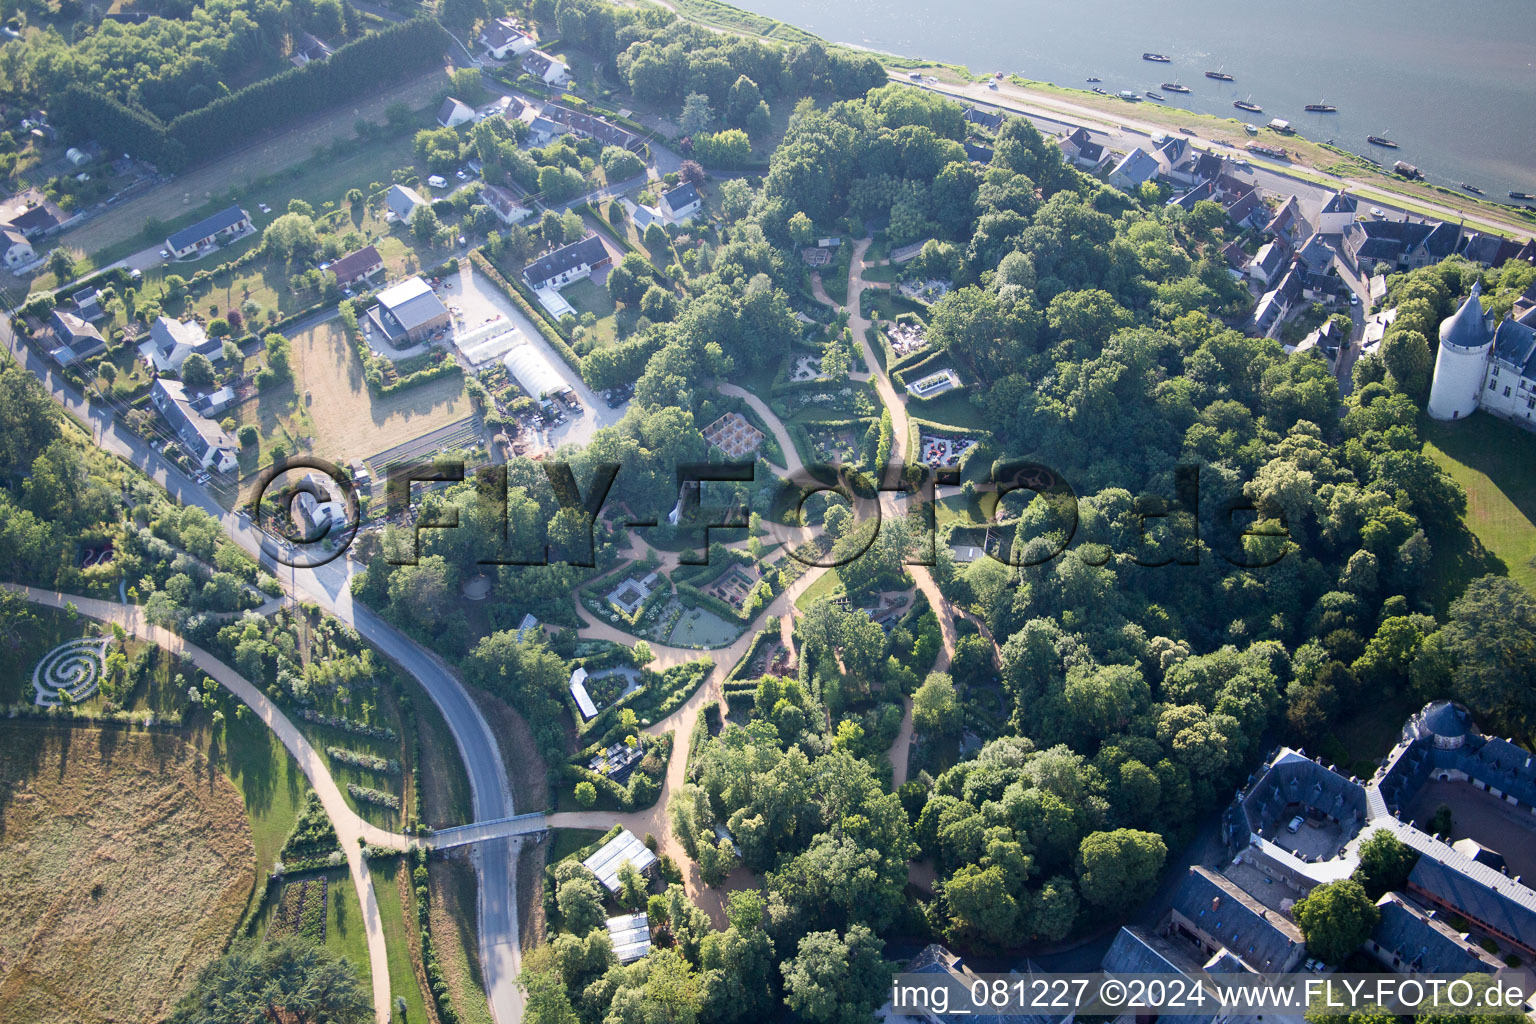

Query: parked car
[1287,815,1305,833]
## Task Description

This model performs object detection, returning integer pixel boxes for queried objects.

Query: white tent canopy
[503,342,566,398]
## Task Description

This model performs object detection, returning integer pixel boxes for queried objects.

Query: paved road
[913,75,1533,241]
[8,585,402,1023]
[1,320,529,1024]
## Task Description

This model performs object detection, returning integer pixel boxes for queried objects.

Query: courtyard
[1405,779,1536,883]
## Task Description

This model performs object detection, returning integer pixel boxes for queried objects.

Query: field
[234,318,474,494]
[0,725,255,1024]
[48,68,450,268]
[1422,415,1536,596]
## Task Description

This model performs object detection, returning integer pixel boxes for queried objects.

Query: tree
[679,159,706,186]
[180,352,215,387]
[1438,575,1536,731]
[1353,829,1419,899]
[169,937,369,1024]
[913,671,960,737]
[680,92,715,135]
[263,212,319,262]
[640,285,676,322]
[787,211,815,246]
[601,145,645,182]
[574,780,597,807]
[781,925,891,1024]
[693,129,752,168]
[47,248,76,283]
[411,203,441,244]
[1292,878,1379,964]
[554,863,606,935]
[1380,328,1433,398]
[237,424,259,447]
[263,332,293,381]
[1075,829,1167,908]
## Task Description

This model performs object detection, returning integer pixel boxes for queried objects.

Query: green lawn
[547,827,607,866]
[1422,415,1536,596]
[192,711,311,920]
[908,388,985,431]
[371,859,432,1024]
[795,566,846,612]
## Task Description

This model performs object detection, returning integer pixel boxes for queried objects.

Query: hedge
[725,628,776,685]
[467,249,583,374]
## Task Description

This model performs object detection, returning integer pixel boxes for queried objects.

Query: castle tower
[1427,280,1493,421]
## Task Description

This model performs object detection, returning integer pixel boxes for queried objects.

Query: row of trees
[55,17,448,170]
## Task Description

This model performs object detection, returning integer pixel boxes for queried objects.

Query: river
[730,0,1536,199]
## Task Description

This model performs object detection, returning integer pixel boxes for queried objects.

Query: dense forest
[0,0,360,121]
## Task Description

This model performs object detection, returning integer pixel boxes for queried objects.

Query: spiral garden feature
[31,636,113,706]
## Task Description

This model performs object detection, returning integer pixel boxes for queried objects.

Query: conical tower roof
[1439,279,1490,351]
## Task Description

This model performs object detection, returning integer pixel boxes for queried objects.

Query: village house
[542,104,644,151]
[367,276,451,346]
[479,183,533,225]
[1342,218,1462,273]
[1,227,33,269]
[72,287,105,320]
[139,315,225,373]
[0,189,67,239]
[1224,186,1265,229]
[1263,195,1309,252]
[1314,190,1358,234]
[328,245,384,289]
[385,183,429,223]
[523,234,610,292]
[1249,267,1303,335]
[437,96,476,129]
[1247,240,1287,285]
[1058,126,1105,169]
[963,140,994,165]
[48,309,106,366]
[480,17,535,59]
[659,181,702,223]
[289,30,333,67]
[963,105,1004,132]
[1458,231,1523,268]
[523,49,571,86]
[165,205,252,259]
[150,378,239,473]
[1152,135,1197,183]
[1108,147,1161,191]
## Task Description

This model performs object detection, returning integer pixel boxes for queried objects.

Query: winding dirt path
[8,585,408,1024]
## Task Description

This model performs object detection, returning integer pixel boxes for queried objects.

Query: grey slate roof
[1296,232,1336,274]
[1111,148,1160,185]
[522,234,609,287]
[1171,866,1305,971]
[1371,892,1502,975]
[1423,220,1463,260]
[1491,317,1536,377]
[1321,191,1358,215]
[1439,280,1490,350]
[964,141,994,164]
[964,106,1005,131]
[661,181,701,215]
[1103,927,1189,974]
[1404,833,1536,953]
[166,205,248,251]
